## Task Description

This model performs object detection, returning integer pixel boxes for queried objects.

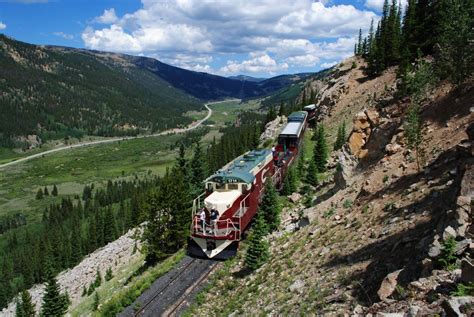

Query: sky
[0,0,393,78]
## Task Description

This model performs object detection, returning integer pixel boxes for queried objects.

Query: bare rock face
[377,269,403,301]
[347,109,380,159]
[288,192,302,203]
[334,145,358,188]
[442,296,474,317]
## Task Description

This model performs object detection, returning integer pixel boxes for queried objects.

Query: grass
[70,251,146,316]
[0,134,181,221]
[90,250,185,317]
[0,99,258,223]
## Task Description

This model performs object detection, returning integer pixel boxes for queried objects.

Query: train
[187,104,316,260]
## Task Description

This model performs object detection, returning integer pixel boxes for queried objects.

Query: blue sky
[0,0,389,77]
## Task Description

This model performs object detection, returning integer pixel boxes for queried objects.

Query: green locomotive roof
[206,149,272,184]
[287,111,307,122]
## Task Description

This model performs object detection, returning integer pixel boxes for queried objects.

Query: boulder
[385,143,402,155]
[443,226,457,241]
[442,296,474,317]
[377,269,403,301]
[428,239,442,258]
[461,258,474,283]
[289,279,305,294]
[289,192,302,203]
[348,132,366,156]
[334,145,358,188]
[353,118,371,131]
[365,109,380,126]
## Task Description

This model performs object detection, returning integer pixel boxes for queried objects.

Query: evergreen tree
[306,160,319,186]
[94,270,102,288]
[297,148,306,179]
[92,292,99,311]
[281,167,297,195]
[260,182,281,232]
[52,185,58,197]
[435,0,474,83]
[244,212,269,270]
[41,269,69,316]
[190,142,206,190]
[36,188,43,200]
[15,298,23,317]
[278,102,285,117]
[357,28,363,56]
[313,125,328,172]
[334,121,347,150]
[103,206,117,244]
[44,187,49,196]
[105,267,113,281]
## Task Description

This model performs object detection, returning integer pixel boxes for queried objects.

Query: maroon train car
[187,111,308,260]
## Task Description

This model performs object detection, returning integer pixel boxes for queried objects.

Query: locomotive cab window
[215,182,226,191]
[227,183,239,191]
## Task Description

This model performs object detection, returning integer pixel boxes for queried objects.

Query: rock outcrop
[347,109,380,159]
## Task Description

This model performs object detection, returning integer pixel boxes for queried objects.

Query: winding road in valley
[0,99,238,170]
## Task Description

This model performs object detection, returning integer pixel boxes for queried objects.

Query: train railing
[192,217,240,240]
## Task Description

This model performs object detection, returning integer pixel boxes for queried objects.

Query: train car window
[227,183,239,190]
[206,182,213,192]
[215,182,225,191]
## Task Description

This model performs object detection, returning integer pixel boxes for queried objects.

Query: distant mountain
[0,35,204,147]
[0,35,314,146]
[228,75,266,82]
[129,56,311,100]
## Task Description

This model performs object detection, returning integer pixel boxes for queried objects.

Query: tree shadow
[321,147,465,305]
[422,82,473,126]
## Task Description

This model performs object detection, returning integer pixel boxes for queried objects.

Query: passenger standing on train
[199,208,206,233]
[210,208,219,235]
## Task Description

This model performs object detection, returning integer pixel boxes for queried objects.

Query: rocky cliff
[190,57,473,316]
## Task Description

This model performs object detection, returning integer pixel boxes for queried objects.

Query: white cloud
[94,8,118,24]
[320,61,338,68]
[219,53,288,75]
[365,0,407,12]
[53,32,74,40]
[82,0,377,74]
[0,22,6,30]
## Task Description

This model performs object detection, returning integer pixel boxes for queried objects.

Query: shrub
[437,237,458,271]
[343,199,353,209]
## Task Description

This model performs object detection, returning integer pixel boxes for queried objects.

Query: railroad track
[120,256,217,317]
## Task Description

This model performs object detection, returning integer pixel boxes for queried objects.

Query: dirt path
[0,100,238,170]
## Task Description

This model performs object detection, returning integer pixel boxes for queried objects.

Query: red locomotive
[187,110,310,259]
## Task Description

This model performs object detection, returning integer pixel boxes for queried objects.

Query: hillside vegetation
[0,35,203,148]
[0,35,308,149]
[186,0,473,314]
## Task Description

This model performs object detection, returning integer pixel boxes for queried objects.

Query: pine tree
[260,182,281,232]
[313,125,328,172]
[334,121,347,150]
[105,267,113,281]
[51,185,58,196]
[306,160,319,186]
[244,212,269,270]
[44,187,49,196]
[190,142,206,190]
[103,206,117,244]
[15,298,23,317]
[41,268,69,316]
[278,102,285,117]
[36,188,43,200]
[92,292,99,311]
[281,167,297,195]
[94,270,102,288]
[435,0,474,83]
[357,28,363,56]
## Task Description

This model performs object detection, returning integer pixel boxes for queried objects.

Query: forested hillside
[0,35,204,148]
[131,56,311,101]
